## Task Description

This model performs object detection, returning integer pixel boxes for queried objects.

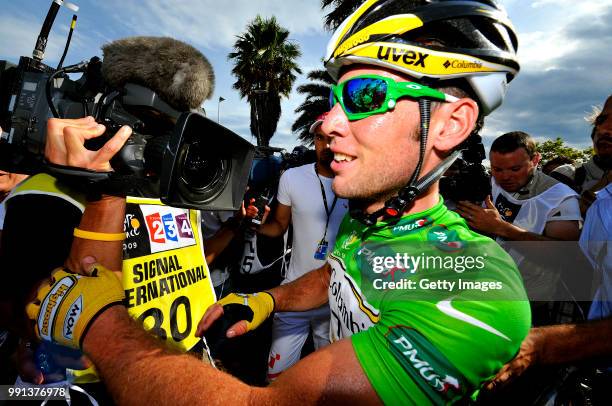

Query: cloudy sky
[1,0,611,154]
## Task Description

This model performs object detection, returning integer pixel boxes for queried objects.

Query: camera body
[0,57,55,173]
[439,135,491,204]
[0,52,253,212]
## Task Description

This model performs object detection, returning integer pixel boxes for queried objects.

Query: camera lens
[177,139,230,203]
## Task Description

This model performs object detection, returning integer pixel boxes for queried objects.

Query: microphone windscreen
[101,36,214,111]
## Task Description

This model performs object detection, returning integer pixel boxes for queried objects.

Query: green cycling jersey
[327,199,530,405]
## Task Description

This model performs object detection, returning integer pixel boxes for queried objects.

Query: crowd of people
[0,0,611,405]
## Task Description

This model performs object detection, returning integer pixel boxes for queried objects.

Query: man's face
[593,107,612,159]
[314,130,333,168]
[490,148,539,193]
[321,67,422,202]
[0,171,27,195]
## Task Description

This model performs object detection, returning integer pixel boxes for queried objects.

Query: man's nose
[320,104,348,140]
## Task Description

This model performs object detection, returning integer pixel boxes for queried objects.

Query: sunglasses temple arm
[444,94,460,103]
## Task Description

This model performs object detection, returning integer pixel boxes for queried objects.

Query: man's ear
[532,152,542,167]
[430,98,479,154]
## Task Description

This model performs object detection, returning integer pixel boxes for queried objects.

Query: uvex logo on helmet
[377,46,428,68]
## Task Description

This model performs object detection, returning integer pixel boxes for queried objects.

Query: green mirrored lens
[343,78,387,114]
[329,88,336,109]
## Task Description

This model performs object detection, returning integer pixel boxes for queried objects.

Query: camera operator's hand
[456,196,505,235]
[195,292,275,338]
[45,116,132,171]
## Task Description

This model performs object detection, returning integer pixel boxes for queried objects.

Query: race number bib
[122,197,216,352]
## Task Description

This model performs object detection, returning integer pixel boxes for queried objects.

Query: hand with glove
[196,292,275,338]
[26,264,125,350]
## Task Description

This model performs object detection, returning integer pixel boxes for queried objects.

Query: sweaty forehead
[338,64,417,83]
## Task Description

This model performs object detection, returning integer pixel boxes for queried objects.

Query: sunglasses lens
[343,78,387,114]
[329,88,336,109]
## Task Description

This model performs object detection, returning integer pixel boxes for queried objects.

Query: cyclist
[29,1,530,404]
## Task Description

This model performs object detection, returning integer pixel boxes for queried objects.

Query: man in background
[555,95,612,215]
[255,113,348,380]
[456,131,581,324]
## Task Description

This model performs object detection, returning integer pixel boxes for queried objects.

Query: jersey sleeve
[547,195,581,222]
[276,170,292,207]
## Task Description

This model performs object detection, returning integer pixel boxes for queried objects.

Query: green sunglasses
[329,74,459,121]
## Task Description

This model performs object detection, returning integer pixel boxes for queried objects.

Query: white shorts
[267,305,331,380]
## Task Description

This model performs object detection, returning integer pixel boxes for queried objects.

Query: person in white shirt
[456,131,582,324]
[255,113,348,380]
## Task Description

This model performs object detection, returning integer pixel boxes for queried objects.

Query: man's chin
[596,149,612,159]
[499,184,519,193]
[331,178,352,199]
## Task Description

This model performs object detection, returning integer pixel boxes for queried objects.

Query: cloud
[0,9,113,66]
[99,0,327,50]
[484,2,612,151]
[0,13,63,62]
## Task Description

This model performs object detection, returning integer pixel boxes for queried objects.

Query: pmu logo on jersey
[377,46,428,67]
[392,216,432,235]
[386,326,464,401]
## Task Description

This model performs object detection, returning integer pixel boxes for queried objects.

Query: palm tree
[289,1,362,145]
[229,15,301,146]
[321,0,363,31]
[292,69,334,145]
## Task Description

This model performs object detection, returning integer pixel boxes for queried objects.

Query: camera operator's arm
[44,118,132,274]
[456,196,580,241]
[0,119,127,332]
[66,196,125,274]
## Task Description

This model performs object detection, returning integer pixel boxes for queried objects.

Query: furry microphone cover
[101,36,215,111]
